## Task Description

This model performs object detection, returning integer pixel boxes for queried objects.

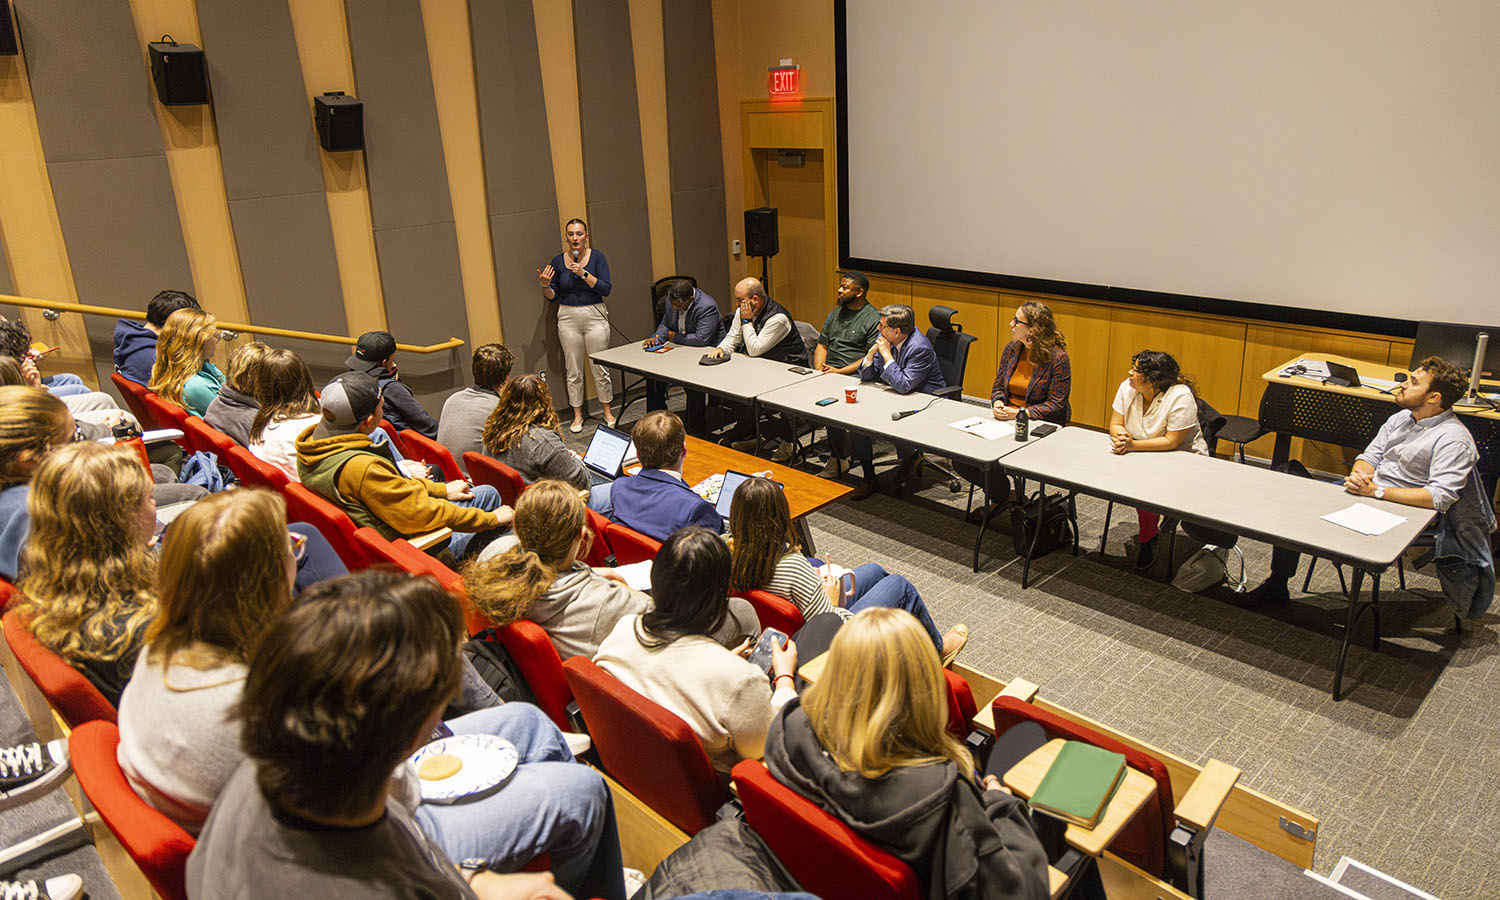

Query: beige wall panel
[761,154,828,322]
[744,110,823,148]
[627,0,676,278]
[534,0,588,223]
[710,0,748,287]
[1388,339,1417,370]
[908,281,1001,399]
[730,0,834,98]
[1105,309,1246,429]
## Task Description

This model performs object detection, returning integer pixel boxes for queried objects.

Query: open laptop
[580,425,632,487]
[713,470,783,525]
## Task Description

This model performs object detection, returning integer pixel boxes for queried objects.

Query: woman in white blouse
[1108,350,1207,570]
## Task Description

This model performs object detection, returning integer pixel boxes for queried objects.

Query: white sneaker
[623,867,648,897]
[818,455,846,478]
[0,874,83,900]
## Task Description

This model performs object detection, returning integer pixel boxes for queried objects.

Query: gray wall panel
[491,209,568,396]
[662,0,730,305]
[371,223,470,410]
[14,0,164,162]
[227,194,346,335]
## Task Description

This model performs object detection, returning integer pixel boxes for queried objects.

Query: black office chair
[925,305,976,400]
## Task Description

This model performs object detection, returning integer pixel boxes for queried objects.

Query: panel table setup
[998,427,1435,700]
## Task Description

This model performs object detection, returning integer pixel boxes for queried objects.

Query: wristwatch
[1374,485,1386,500]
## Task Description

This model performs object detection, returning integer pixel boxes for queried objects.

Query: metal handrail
[1,294,464,354]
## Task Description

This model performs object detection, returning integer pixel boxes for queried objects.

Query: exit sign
[768,64,800,99]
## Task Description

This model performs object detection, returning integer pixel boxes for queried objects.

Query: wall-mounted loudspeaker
[745,207,779,258]
[314,92,364,152]
[148,39,209,105]
[1,0,19,57]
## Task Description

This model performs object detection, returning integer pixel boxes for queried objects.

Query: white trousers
[556,303,613,408]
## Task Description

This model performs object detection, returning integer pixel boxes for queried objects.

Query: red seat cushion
[583,508,614,567]
[943,669,978,738]
[602,522,660,565]
[495,620,573,732]
[400,430,463,482]
[2,608,117,728]
[283,483,367,569]
[462,453,527,507]
[223,445,290,490]
[733,589,804,637]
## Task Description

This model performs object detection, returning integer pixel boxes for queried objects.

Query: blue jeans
[43,374,91,397]
[830,562,945,653]
[587,482,614,516]
[449,484,508,560]
[286,522,348,593]
[369,426,407,463]
[416,704,625,900]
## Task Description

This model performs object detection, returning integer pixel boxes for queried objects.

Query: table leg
[972,485,990,573]
[752,400,763,454]
[794,516,817,558]
[1022,481,1047,589]
[1333,568,1367,701]
[1271,431,1291,469]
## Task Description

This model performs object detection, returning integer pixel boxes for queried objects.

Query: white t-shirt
[1111,380,1208,455]
[249,413,322,482]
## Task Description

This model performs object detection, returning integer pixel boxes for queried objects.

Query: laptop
[1324,361,1361,388]
[713,470,784,524]
[580,425,632,487]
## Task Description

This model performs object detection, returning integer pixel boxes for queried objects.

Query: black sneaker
[1235,579,1292,608]
[1133,535,1159,571]
[0,874,83,900]
[0,740,70,802]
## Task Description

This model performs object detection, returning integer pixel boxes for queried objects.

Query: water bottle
[1015,408,1029,442]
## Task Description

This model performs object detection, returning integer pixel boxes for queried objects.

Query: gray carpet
[579,390,1498,899]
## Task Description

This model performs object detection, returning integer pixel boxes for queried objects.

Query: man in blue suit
[642,279,722,434]
[847,304,947,500]
[610,410,722,541]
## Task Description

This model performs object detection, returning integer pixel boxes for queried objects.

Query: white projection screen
[839,0,1500,332]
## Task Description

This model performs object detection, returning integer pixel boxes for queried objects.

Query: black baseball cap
[346,331,397,370]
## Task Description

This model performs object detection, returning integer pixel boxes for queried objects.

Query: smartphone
[815,397,839,407]
[747,627,789,673]
[789,366,813,374]
[649,344,674,353]
[1032,423,1059,437]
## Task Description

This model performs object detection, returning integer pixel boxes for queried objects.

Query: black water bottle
[1015,408,1029,442]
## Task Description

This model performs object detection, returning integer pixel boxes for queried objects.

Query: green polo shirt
[817,302,881,368]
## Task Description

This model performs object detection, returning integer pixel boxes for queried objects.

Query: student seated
[481,374,592,490]
[726,476,968,663]
[188,569,626,900]
[439,342,515,469]
[608,410,721,541]
[246,349,323,482]
[595,527,795,774]
[297,372,513,559]
[0,319,133,430]
[763,607,1051,900]
[204,341,269,445]
[149,308,224,417]
[114,289,199,386]
[13,442,156,706]
[0,387,76,582]
[346,330,439,438]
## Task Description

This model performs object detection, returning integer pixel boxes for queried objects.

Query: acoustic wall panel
[469,0,566,406]
[0,231,14,296]
[662,0,730,306]
[196,1,345,335]
[573,0,657,343]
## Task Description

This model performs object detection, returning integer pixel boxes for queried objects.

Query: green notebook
[1028,741,1127,828]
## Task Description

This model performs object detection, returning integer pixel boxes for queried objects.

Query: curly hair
[148,309,219,409]
[480,374,558,454]
[462,480,587,625]
[1018,301,1067,365]
[1131,350,1196,395]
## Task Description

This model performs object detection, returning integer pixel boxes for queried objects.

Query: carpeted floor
[577,394,1499,899]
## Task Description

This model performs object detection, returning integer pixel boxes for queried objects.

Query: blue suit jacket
[610,469,723,542]
[650,289,722,347]
[860,329,948,395]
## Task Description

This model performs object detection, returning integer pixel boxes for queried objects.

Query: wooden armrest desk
[1003,738,1156,858]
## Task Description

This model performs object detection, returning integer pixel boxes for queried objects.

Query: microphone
[571,249,580,262]
[891,409,918,421]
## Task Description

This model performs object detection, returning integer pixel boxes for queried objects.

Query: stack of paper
[947,415,1011,440]
[612,560,654,591]
[1321,503,1408,536]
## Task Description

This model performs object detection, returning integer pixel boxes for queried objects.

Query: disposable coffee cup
[844,387,858,403]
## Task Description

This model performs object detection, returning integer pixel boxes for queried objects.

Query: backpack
[177,451,236,492]
[462,628,539,706]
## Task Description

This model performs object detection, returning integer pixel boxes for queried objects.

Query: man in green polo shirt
[815,272,881,477]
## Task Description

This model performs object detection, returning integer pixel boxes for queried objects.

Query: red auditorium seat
[583,508,614,567]
[400,429,463,481]
[462,453,527,507]
[282,483,369,569]
[602,522,659,565]
[378,419,409,457]
[142,392,190,431]
[181,415,237,458]
[111,373,156,428]
[732,588,804,637]
[222,444,291,490]
[2,608,116,728]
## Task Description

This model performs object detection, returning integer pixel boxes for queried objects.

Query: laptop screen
[583,426,631,476]
[715,470,782,520]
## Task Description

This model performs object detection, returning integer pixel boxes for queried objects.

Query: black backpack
[462,628,539,706]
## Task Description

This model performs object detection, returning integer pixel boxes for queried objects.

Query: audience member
[482,375,591,490]
[0,320,131,430]
[847,303,947,500]
[204,341,269,445]
[727,477,967,663]
[763,608,1050,900]
[0,317,85,398]
[346,330,439,438]
[439,342,516,469]
[595,527,795,774]
[1107,350,1206,570]
[188,569,625,900]
[0,387,73,582]
[814,272,881,476]
[608,411,721,541]
[643,278,721,434]
[149,309,224,417]
[297,372,512,559]
[246,349,323,482]
[114,289,199,386]
[13,442,156,705]
[539,217,616,433]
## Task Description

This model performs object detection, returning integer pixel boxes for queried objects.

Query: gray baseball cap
[320,371,383,427]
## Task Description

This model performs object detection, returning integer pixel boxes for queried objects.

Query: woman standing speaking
[538,218,615,432]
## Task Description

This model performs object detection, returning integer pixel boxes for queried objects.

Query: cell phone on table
[815,397,839,407]
[747,627,789,673]
[648,344,674,353]
[1032,423,1059,437]
[789,366,813,374]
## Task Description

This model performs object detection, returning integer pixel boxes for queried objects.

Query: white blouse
[1111,380,1208,455]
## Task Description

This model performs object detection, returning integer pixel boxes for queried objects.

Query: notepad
[947,416,1010,440]
[1028,741,1127,829]
[613,560,653,591]
[1321,503,1408,537]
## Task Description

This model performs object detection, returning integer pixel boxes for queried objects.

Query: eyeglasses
[1011,316,1031,327]
[289,532,308,561]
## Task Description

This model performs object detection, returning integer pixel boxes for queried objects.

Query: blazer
[651,288,722,347]
[860,329,947,395]
[990,340,1071,425]
[610,468,722,542]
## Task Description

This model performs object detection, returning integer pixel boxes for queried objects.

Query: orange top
[1008,357,1034,408]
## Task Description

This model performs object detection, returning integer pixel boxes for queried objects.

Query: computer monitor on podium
[1410,321,1500,383]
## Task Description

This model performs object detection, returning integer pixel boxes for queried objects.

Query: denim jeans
[587,482,614,516]
[416,704,625,900]
[839,563,945,653]
[448,484,508,560]
[286,522,348,593]
[43,374,91,397]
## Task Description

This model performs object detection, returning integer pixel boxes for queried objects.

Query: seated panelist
[709,277,809,454]
[643,279,721,434]
[846,304,947,501]
[815,272,881,478]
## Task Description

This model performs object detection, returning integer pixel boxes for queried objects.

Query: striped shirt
[762,552,853,621]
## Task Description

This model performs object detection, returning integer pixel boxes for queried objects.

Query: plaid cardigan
[990,340,1071,424]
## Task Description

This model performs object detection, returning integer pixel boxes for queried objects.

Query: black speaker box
[1,0,19,57]
[315,92,364,152]
[745,207,779,258]
[148,41,209,106]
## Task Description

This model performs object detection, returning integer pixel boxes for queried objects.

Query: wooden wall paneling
[759,151,828,322]
[573,0,656,344]
[662,0,731,305]
[1022,293,1114,429]
[626,0,676,279]
[1105,308,1247,429]
[908,281,1001,399]
[1388,339,1417,370]
[469,0,565,406]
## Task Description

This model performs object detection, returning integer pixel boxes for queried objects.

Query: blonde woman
[116,489,297,833]
[0,386,73,582]
[204,341,268,444]
[149,308,223,416]
[14,442,157,705]
[538,217,615,431]
[480,374,590,489]
[763,608,1050,900]
[247,349,322,482]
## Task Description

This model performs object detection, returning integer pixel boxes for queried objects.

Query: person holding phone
[539,218,615,433]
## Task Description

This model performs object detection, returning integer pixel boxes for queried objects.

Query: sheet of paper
[613,560,653,591]
[1321,503,1408,536]
[947,415,1011,440]
[1285,358,1331,378]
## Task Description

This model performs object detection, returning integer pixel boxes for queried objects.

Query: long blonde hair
[802,608,973,780]
[149,308,218,408]
[15,442,156,662]
[0,386,71,485]
[147,489,293,668]
[463,480,587,624]
[481,374,559,454]
[223,340,270,394]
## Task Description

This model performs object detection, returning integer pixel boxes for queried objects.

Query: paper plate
[410,734,519,804]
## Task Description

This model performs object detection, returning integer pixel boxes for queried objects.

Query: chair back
[2,609,117,727]
[377,419,410,457]
[222,444,291,491]
[70,721,194,900]
[463,453,528,507]
[583,508,614,567]
[111,373,156,428]
[562,657,727,834]
[733,760,923,900]
[495,620,574,731]
[925,305,978,394]
[942,669,978,738]
[283,483,367,569]
[732,588,804,637]
[652,274,698,325]
[602,521,660,565]
[991,695,1174,877]
[143,392,190,431]
[0,579,13,613]
[400,429,463,481]
[182,416,238,457]
[795,321,821,361]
